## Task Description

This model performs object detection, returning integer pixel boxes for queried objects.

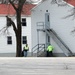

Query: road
[0,57,75,75]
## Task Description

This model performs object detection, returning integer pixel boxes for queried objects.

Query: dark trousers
[47,51,53,57]
[23,51,28,57]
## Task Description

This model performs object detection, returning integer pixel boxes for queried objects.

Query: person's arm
[52,46,54,50]
[23,47,25,51]
[28,47,29,51]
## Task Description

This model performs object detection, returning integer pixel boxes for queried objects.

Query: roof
[0,4,36,16]
[64,0,75,6]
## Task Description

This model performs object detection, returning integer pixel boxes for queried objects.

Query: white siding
[0,16,32,53]
[22,16,32,52]
[0,17,16,53]
[31,0,75,53]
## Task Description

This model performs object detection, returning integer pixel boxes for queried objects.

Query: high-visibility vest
[25,45,29,50]
[47,45,54,52]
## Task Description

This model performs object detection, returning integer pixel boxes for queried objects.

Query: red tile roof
[64,0,75,6]
[0,4,36,16]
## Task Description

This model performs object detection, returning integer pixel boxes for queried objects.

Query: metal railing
[31,44,45,57]
[36,22,74,56]
[37,22,45,31]
[45,29,73,56]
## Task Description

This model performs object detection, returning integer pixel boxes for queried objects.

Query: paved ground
[0,57,75,75]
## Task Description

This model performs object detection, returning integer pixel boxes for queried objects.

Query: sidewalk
[0,57,75,75]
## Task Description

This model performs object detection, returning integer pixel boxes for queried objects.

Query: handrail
[44,24,73,56]
[50,29,73,55]
[37,22,45,30]
[37,44,45,56]
[31,44,45,57]
[45,29,73,56]
[31,44,38,56]
[31,44,38,51]
[36,22,73,56]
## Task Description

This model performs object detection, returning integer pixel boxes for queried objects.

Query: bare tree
[0,0,41,57]
[51,0,75,33]
[51,0,75,17]
[7,0,26,57]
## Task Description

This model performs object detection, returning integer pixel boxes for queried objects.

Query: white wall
[31,0,75,53]
[22,16,32,52]
[31,2,47,48]
[0,16,32,53]
[0,17,16,53]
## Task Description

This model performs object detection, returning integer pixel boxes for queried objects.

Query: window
[22,18,26,26]
[22,36,27,44]
[47,15,49,22]
[48,36,50,42]
[46,10,48,12]
[7,36,12,44]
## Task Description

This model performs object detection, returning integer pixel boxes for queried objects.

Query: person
[22,50,24,57]
[23,44,29,57]
[46,44,54,57]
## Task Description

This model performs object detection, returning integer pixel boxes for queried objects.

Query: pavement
[0,57,75,75]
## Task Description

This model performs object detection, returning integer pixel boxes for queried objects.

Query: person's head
[26,44,28,46]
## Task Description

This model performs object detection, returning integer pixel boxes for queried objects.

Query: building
[31,0,75,57]
[0,4,35,57]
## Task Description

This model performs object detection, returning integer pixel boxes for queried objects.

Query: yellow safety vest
[25,46,29,50]
[47,45,54,52]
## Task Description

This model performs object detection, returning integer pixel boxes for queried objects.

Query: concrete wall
[31,0,75,54]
